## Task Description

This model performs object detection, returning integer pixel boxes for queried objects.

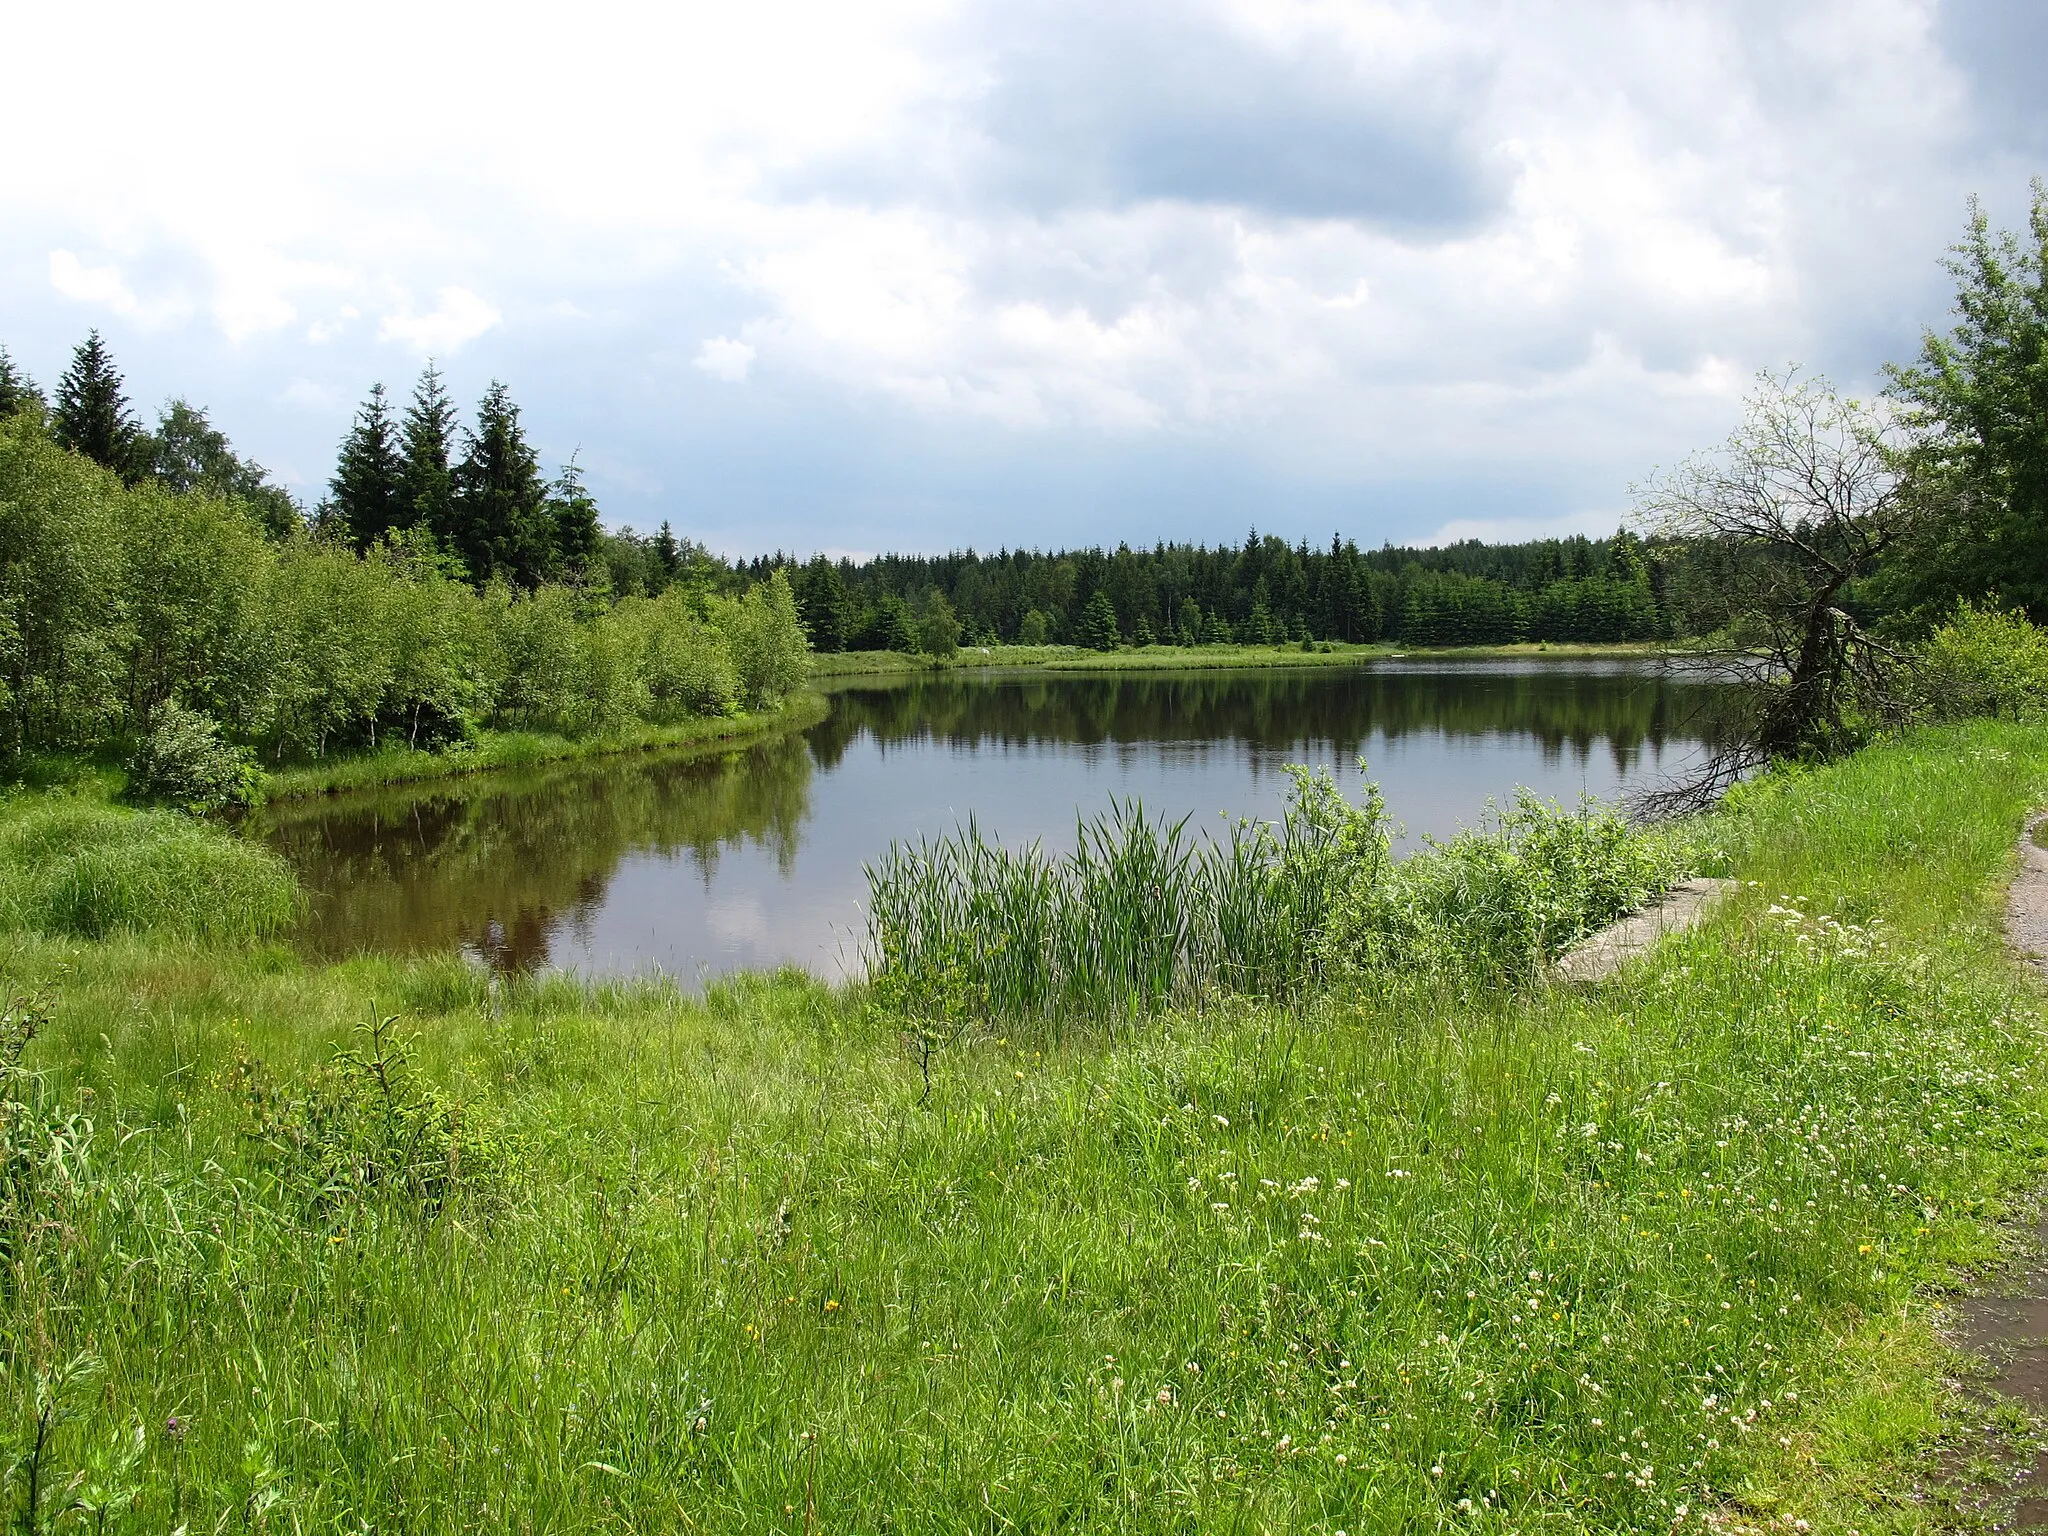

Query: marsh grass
[1,725,2047,1531]
[0,796,299,942]
[867,770,1692,1027]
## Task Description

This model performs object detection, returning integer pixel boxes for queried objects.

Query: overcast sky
[3,0,2042,557]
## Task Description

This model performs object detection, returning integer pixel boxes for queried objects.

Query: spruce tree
[454,380,551,586]
[651,521,683,595]
[1078,589,1122,650]
[52,330,142,477]
[874,595,918,653]
[331,384,408,551]
[1881,183,2048,616]
[401,364,460,560]
[0,345,44,419]
[548,455,602,576]
[795,554,847,650]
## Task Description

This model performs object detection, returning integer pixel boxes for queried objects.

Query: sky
[3,0,2043,559]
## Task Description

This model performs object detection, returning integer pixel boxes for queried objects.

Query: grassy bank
[3,723,2047,1530]
[813,640,1672,680]
[258,690,830,801]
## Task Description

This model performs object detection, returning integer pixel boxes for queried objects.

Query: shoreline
[810,638,1676,681]
[257,690,831,803]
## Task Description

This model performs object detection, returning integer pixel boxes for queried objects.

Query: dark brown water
[255,658,1735,982]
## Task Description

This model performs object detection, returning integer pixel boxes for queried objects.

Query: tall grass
[0,795,300,942]
[867,768,1692,1024]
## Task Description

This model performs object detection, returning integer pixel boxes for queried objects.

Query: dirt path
[2010,813,2048,971]
[1952,812,2048,1529]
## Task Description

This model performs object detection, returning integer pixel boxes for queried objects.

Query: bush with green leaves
[1905,601,2048,723]
[1315,788,1694,987]
[716,568,810,708]
[0,412,815,769]
[620,593,738,720]
[230,1013,512,1220]
[124,699,262,813]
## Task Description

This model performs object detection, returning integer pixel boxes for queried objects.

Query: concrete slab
[1553,877,1739,983]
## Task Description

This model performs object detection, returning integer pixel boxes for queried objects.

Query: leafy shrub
[231,1013,512,1219]
[1905,601,2048,723]
[623,594,738,720]
[717,569,810,708]
[916,589,962,659]
[1316,790,1694,986]
[126,699,262,812]
[0,797,299,941]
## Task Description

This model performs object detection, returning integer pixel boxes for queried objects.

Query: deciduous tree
[1635,370,1922,802]
[148,399,302,539]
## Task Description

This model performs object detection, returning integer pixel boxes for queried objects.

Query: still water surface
[256,659,1729,982]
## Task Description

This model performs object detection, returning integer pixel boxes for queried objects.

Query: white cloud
[0,0,2031,550]
[280,378,344,411]
[1419,509,1631,548]
[47,249,191,328]
[306,306,359,344]
[378,287,502,356]
[693,336,757,381]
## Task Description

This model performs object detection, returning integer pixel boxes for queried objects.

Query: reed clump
[865,767,1693,1024]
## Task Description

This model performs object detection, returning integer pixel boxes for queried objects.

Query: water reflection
[257,659,1735,980]
[813,659,1725,777]
[261,740,814,969]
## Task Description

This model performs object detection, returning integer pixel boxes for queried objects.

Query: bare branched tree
[1634,370,1924,811]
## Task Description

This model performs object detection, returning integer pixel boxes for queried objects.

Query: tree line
[0,329,1696,667]
[763,528,1671,657]
[0,355,809,790]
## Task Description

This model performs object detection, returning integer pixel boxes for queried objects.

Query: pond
[255,658,1733,982]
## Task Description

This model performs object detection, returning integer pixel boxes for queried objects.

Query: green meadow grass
[2,722,2047,1531]
[0,794,299,942]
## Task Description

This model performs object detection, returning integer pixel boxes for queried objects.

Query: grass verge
[258,690,830,801]
[0,722,2044,1530]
